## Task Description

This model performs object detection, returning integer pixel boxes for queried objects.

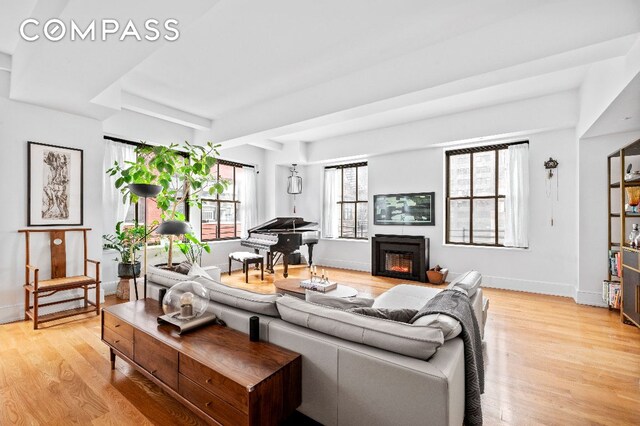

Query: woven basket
[427,268,449,285]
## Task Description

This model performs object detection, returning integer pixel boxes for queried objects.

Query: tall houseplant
[107,141,226,268]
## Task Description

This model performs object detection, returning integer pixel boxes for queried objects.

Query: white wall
[0,82,104,324]
[299,128,579,297]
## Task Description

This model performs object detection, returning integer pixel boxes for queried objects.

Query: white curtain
[239,166,258,239]
[102,140,136,235]
[322,168,341,238]
[504,144,529,248]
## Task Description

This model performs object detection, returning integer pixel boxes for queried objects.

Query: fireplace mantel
[371,234,429,282]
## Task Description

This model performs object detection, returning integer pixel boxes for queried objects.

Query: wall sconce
[544,157,559,226]
[544,157,559,179]
[287,164,302,195]
[287,164,302,214]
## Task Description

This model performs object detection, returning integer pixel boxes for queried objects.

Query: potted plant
[102,221,149,278]
[175,234,212,265]
[107,141,227,269]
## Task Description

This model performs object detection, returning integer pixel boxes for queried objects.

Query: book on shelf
[602,280,621,309]
[608,249,621,277]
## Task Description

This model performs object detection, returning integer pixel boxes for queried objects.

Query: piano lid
[248,217,318,233]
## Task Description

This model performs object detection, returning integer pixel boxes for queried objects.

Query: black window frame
[445,141,528,247]
[326,162,368,240]
[200,159,253,242]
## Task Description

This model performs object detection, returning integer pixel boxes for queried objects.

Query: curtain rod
[445,140,528,156]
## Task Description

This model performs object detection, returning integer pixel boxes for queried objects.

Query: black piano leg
[283,255,289,278]
[307,243,315,267]
[267,252,274,274]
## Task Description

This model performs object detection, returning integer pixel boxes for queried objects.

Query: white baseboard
[575,290,608,307]
[446,271,576,298]
[103,280,118,296]
[0,289,105,325]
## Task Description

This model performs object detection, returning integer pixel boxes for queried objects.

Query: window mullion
[469,153,474,244]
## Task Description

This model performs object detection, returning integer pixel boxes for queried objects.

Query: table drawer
[179,374,248,426]
[103,327,133,359]
[134,330,178,390]
[180,355,248,414]
[103,311,134,341]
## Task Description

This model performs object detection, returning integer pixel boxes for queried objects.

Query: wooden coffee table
[274,278,358,299]
[102,299,301,426]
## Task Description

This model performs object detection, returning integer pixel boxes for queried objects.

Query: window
[446,142,527,246]
[323,162,368,239]
[201,161,246,241]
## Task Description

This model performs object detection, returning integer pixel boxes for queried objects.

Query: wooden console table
[102,300,301,425]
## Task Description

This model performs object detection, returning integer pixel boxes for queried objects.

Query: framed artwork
[373,192,435,226]
[28,141,83,226]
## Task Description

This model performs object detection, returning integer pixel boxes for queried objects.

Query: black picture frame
[373,192,435,226]
[28,141,84,226]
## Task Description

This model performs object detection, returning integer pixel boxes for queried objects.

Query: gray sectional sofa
[146,268,488,426]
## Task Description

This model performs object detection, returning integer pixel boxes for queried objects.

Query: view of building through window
[201,162,243,241]
[446,144,518,246]
[337,163,368,239]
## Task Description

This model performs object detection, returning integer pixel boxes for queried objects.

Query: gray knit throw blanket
[412,289,484,426]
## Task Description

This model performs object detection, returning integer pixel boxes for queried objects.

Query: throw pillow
[348,307,418,323]
[305,292,374,310]
[174,261,192,275]
[188,263,213,280]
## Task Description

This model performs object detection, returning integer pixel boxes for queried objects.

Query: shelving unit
[607,140,640,328]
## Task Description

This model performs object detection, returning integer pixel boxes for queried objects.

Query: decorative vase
[626,187,640,213]
[629,224,640,247]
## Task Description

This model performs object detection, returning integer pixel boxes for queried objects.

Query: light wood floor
[1,264,639,425]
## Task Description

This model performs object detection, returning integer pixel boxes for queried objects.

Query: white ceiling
[1,0,639,147]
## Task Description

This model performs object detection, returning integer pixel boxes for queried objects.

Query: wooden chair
[19,228,100,329]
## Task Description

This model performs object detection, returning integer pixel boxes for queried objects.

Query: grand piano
[241,217,319,278]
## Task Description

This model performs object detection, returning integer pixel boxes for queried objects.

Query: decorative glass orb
[162,281,209,321]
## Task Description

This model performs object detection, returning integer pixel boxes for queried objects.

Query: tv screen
[373,192,435,226]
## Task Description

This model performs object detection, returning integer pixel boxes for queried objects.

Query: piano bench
[229,252,264,283]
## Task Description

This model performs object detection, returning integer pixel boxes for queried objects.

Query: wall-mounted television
[373,192,435,226]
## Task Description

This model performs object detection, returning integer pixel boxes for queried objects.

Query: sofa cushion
[306,292,374,310]
[447,270,482,297]
[276,296,443,360]
[193,276,281,317]
[147,265,187,288]
[413,313,462,340]
[372,285,442,310]
[348,307,417,323]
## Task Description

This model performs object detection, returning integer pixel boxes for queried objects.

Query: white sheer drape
[239,166,258,238]
[102,140,135,235]
[504,144,529,248]
[322,168,341,238]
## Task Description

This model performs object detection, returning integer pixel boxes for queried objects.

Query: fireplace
[372,234,429,282]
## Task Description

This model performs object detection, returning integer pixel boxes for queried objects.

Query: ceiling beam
[248,139,283,151]
[121,91,212,130]
[0,52,11,72]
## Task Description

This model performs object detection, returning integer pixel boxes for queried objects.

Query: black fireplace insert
[371,234,429,282]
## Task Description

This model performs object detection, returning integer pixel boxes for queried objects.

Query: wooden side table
[102,300,301,426]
